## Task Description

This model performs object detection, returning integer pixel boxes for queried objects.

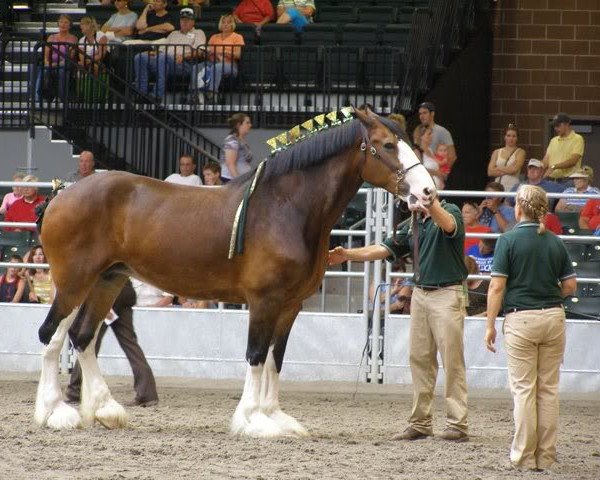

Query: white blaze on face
[396,140,437,208]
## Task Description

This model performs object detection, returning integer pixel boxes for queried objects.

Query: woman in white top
[78,16,108,75]
[487,124,526,192]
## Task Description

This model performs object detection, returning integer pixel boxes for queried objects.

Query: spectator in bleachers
[276,0,315,31]
[100,0,139,44]
[220,113,254,182]
[165,154,202,186]
[466,238,496,274]
[202,162,223,185]
[25,245,54,304]
[542,113,585,184]
[3,175,46,232]
[414,125,445,190]
[487,123,526,192]
[192,14,244,103]
[478,181,515,233]
[543,211,563,235]
[579,197,600,231]
[135,0,176,42]
[66,150,96,183]
[387,113,406,132]
[234,0,274,27]
[0,255,26,303]
[414,102,457,175]
[34,14,78,104]
[78,16,108,76]
[134,8,205,101]
[462,201,491,253]
[0,172,25,216]
[509,159,563,210]
[555,167,599,213]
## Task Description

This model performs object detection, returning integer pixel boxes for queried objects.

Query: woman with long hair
[220,113,253,181]
[485,184,577,472]
[25,245,54,304]
[487,124,526,192]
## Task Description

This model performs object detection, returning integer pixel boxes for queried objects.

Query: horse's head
[354,108,437,210]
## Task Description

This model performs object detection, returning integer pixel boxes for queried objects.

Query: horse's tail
[35,179,67,234]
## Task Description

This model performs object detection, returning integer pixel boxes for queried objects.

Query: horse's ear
[354,106,375,128]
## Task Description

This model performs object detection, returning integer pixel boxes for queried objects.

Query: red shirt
[543,213,562,235]
[3,195,46,231]
[581,199,600,230]
[234,0,274,24]
[464,224,492,253]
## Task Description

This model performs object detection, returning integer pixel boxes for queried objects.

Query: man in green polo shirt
[542,113,584,182]
[328,198,469,442]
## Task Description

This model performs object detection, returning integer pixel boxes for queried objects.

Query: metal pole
[369,188,384,382]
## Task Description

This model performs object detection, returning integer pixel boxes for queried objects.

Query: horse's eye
[384,143,395,150]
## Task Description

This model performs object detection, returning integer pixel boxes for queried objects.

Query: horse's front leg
[260,338,308,437]
[78,324,127,429]
[35,309,81,429]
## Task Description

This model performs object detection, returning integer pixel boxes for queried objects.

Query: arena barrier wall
[383,315,600,393]
[1,304,599,392]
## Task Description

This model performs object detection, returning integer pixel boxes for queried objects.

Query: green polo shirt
[491,222,576,311]
[381,201,467,286]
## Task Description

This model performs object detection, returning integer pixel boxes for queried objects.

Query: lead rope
[412,211,420,284]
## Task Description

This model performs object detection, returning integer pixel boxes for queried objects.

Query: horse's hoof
[45,402,81,430]
[95,399,128,429]
[269,410,309,437]
[243,412,284,438]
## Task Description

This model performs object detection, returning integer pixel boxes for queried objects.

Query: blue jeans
[190,61,237,94]
[33,64,71,102]
[134,52,191,98]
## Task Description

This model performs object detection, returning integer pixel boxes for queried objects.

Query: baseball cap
[552,112,571,126]
[527,159,544,168]
[568,169,589,179]
[418,102,435,112]
[180,8,195,19]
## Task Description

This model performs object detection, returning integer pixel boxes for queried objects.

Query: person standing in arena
[329,197,469,442]
[485,184,577,472]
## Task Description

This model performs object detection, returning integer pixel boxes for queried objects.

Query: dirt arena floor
[1,372,599,480]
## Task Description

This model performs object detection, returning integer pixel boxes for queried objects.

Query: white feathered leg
[34,310,81,429]
[78,324,127,429]
[231,361,282,438]
[260,347,308,437]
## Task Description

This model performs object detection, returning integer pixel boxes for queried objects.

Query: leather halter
[359,123,420,198]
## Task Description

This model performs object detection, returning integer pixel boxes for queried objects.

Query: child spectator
[0,172,25,216]
[202,162,223,185]
[434,143,451,177]
[462,201,492,253]
[25,245,54,304]
[466,238,496,273]
[0,255,26,303]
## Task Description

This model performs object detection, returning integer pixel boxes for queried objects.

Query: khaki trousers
[504,307,566,470]
[408,286,468,435]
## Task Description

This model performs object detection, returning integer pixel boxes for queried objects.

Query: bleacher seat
[0,231,33,261]
[259,24,298,45]
[281,46,322,89]
[235,23,258,46]
[357,6,397,25]
[556,211,580,234]
[363,46,404,90]
[565,242,587,265]
[300,23,338,46]
[381,24,411,47]
[564,296,600,320]
[397,6,417,24]
[573,261,600,297]
[196,21,218,40]
[200,6,234,23]
[237,44,261,88]
[339,23,379,46]
[585,243,600,262]
[316,6,357,25]
[325,46,362,91]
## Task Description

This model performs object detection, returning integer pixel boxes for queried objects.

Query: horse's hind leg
[34,307,81,429]
[71,270,129,429]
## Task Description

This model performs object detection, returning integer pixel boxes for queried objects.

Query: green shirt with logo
[491,222,576,311]
[381,201,467,286]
